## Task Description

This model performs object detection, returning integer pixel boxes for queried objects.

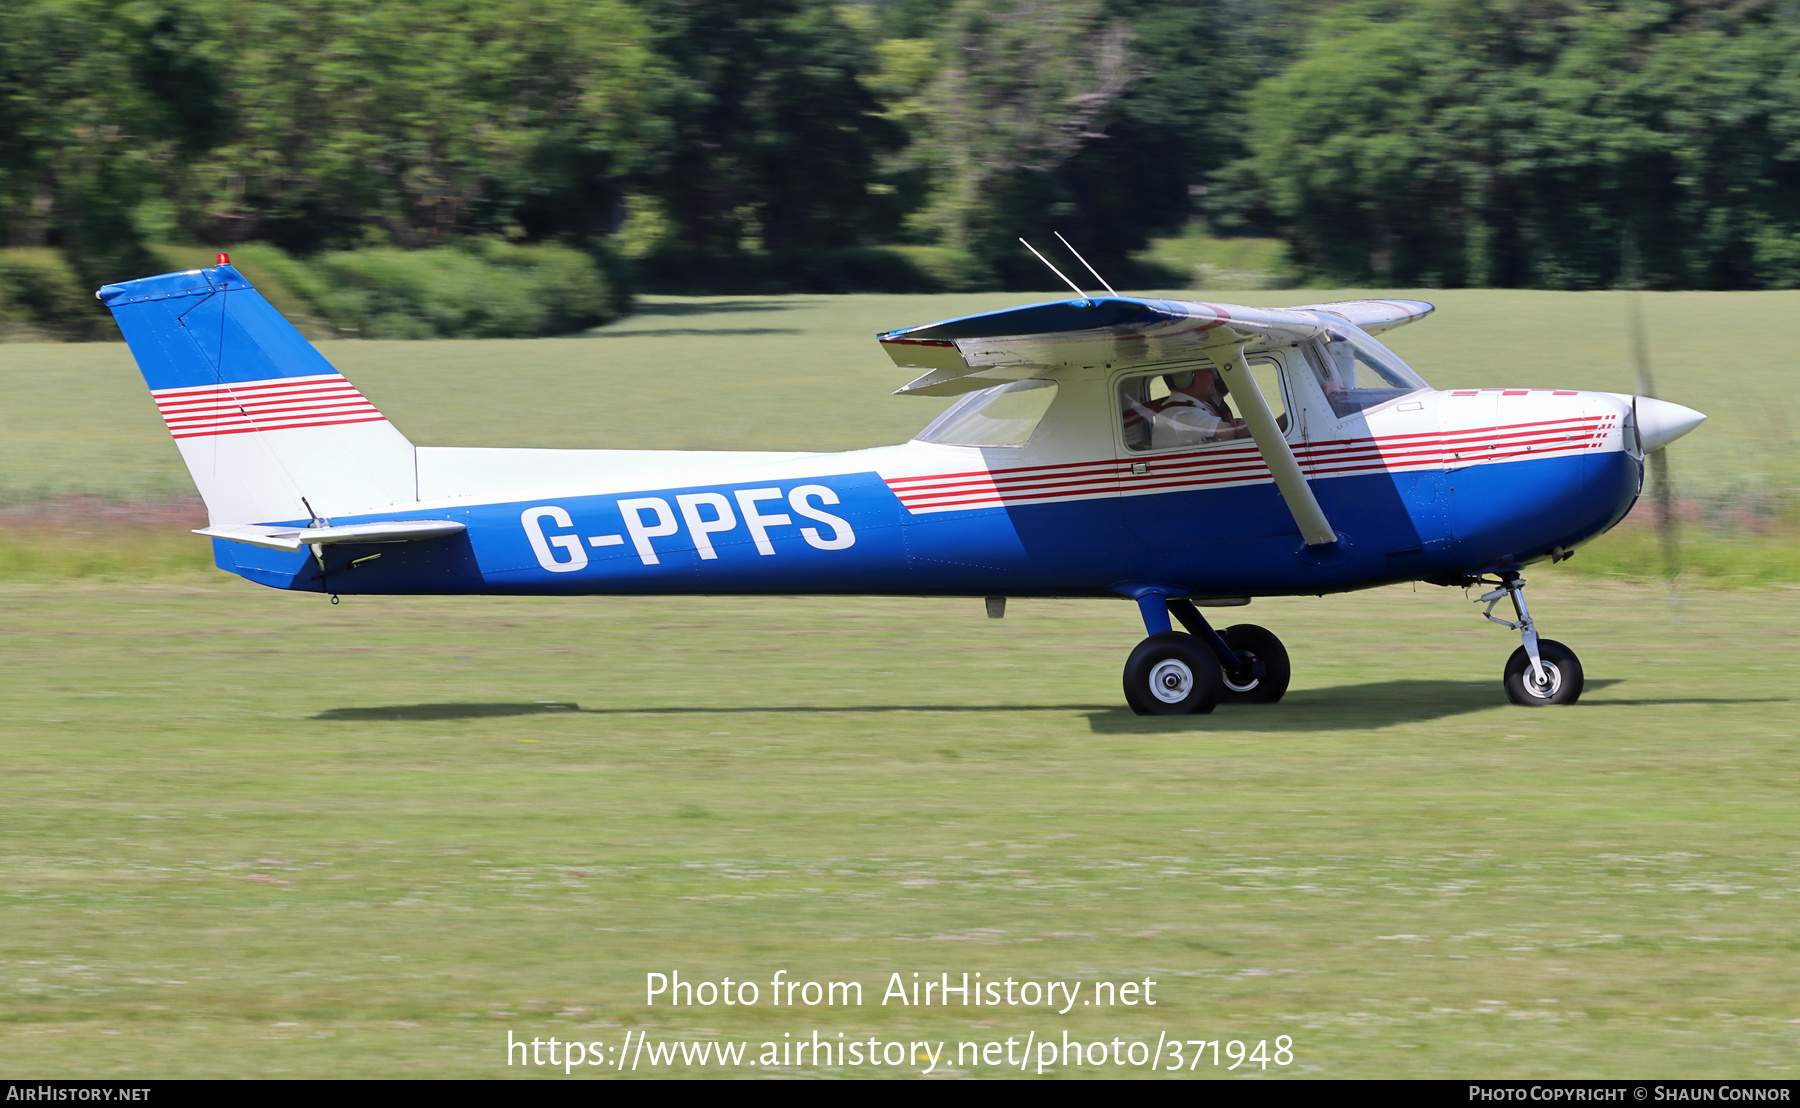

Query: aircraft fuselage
[214,386,1644,601]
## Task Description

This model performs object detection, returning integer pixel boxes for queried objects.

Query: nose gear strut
[1477,573,1544,685]
[1474,573,1585,706]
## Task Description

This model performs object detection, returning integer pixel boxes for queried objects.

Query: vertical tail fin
[99,263,416,524]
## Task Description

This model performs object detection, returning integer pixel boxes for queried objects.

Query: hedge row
[0,240,628,341]
[0,249,111,341]
[0,239,1188,342]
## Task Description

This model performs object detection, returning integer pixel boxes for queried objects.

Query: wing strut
[1208,333,1337,547]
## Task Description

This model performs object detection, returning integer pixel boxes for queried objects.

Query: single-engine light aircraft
[99,258,1704,714]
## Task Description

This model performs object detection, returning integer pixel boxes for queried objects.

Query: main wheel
[1217,624,1291,704]
[1123,632,1223,716]
[1502,638,1584,706]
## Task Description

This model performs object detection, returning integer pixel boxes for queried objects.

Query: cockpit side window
[1309,327,1428,418]
[914,378,1058,447]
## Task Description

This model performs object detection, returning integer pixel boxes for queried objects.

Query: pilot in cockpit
[1147,366,1250,448]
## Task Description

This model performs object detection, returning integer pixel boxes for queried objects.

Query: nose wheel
[1478,574,1584,706]
[1502,639,1583,705]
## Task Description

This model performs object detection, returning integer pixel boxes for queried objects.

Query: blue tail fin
[98,263,416,524]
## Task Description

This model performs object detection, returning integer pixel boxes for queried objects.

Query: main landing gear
[1476,573,1584,706]
[1122,595,1292,716]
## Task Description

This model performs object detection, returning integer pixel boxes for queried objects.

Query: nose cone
[1634,396,1706,453]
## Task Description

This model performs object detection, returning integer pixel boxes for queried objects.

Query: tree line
[4,0,1800,315]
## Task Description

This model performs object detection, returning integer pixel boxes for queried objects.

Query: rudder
[99,262,416,524]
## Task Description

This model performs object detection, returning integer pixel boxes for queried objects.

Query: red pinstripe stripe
[890,416,1604,492]
[150,375,386,439]
[888,418,1614,510]
[896,422,1606,502]
[161,401,378,425]
[168,414,388,440]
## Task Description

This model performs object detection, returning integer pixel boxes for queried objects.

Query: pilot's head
[1164,366,1221,397]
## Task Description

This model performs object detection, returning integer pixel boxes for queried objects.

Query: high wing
[877,295,1435,395]
[879,296,1325,397]
[873,295,1444,549]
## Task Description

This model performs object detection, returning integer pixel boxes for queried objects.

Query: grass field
[1,288,1798,1077]
[2,580,1796,1077]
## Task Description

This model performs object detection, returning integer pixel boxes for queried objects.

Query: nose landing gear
[1477,573,1584,706]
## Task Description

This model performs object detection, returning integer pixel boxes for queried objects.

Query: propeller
[1620,232,1704,593]
[1626,293,1680,583]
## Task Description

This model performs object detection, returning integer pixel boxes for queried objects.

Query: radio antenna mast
[1018,238,1089,299]
[1054,232,1118,297]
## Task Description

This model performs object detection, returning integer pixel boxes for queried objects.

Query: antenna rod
[1054,231,1117,297]
[1018,238,1089,299]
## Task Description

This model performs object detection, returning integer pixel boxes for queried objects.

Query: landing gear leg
[1168,599,1291,704]
[1122,594,1222,716]
[1478,573,1584,706]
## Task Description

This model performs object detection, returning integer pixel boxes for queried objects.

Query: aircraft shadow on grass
[1090,678,1587,733]
[311,679,1785,729]
[313,702,1111,721]
[1086,679,1793,733]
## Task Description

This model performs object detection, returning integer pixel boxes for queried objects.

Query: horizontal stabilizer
[196,520,467,552]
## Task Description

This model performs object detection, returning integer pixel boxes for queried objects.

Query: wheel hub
[1521,660,1562,699]
[1222,652,1261,694]
[1147,659,1194,703]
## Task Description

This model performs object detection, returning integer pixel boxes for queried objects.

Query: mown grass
[0,501,211,582]
[0,526,211,581]
[1572,515,1800,586]
[0,578,1795,1077]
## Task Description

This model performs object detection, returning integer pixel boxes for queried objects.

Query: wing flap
[196,520,467,551]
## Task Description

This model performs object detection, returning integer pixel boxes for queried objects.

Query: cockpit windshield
[914,378,1058,447]
[1310,327,1428,418]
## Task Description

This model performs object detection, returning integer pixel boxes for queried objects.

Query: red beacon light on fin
[216,252,229,266]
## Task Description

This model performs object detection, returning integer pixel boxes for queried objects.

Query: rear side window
[915,379,1058,447]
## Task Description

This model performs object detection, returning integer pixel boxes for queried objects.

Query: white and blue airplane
[98,257,1704,715]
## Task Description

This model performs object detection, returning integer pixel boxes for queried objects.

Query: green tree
[0,0,223,285]
[1250,0,1800,288]
[883,0,1261,287]
[635,0,900,254]
[177,0,666,252]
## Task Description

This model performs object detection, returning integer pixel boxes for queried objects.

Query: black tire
[1123,632,1222,716]
[1217,624,1291,704]
[1503,639,1584,706]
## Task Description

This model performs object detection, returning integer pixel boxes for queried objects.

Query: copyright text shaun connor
[1471,1088,1791,1102]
